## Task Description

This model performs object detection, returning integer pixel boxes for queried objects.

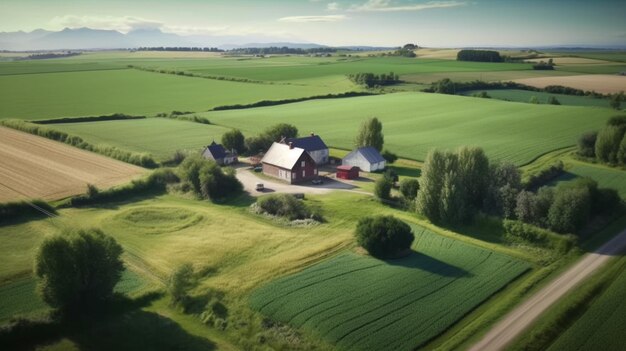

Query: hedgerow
[0,200,56,223]
[211,91,375,111]
[33,113,145,125]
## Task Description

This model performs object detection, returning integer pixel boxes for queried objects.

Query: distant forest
[457,49,503,62]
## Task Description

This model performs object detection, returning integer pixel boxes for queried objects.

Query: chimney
[310,132,315,137]
[288,142,294,149]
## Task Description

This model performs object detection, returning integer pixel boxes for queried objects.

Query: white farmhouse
[342,146,386,172]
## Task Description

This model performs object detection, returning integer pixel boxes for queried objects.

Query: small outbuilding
[202,141,238,166]
[284,133,329,165]
[336,165,359,180]
[261,142,318,184]
[342,146,386,172]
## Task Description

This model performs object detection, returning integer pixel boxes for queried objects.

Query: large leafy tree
[221,129,246,154]
[34,228,124,312]
[355,117,384,151]
[355,215,414,258]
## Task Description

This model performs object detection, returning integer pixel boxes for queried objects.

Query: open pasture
[203,92,616,165]
[460,89,611,107]
[401,69,577,84]
[0,127,145,202]
[250,225,529,351]
[550,162,626,198]
[51,118,231,161]
[0,68,357,120]
[513,74,626,94]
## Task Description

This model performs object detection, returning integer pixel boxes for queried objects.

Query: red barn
[261,142,318,184]
[336,165,359,180]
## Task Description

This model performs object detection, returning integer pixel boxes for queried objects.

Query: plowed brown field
[0,127,145,202]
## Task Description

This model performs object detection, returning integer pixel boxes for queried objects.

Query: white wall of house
[308,149,329,165]
[342,152,385,172]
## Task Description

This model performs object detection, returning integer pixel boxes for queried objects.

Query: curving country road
[469,228,626,351]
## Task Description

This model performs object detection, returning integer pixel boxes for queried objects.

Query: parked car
[253,166,262,172]
[255,183,264,191]
[312,178,323,185]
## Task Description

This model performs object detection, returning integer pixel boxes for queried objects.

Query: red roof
[337,165,358,171]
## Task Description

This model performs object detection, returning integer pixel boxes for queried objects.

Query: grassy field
[513,74,626,94]
[0,69,357,120]
[51,118,231,161]
[202,92,617,165]
[550,161,626,198]
[460,89,611,107]
[250,225,529,351]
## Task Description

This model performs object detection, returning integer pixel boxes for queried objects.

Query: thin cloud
[49,15,162,32]
[349,0,465,12]
[327,2,341,11]
[278,15,347,23]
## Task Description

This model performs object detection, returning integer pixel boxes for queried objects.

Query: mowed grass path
[204,92,618,165]
[250,225,530,351]
[547,258,626,351]
[0,69,357,120]
[52,118,230,161]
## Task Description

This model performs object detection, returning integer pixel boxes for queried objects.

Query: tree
[618,133,626,164]
[355,215,414,258]
[595,125,625,163]
[34,228,123,312]
[610,92,624,110]
[179,155,205,193]
[547,187,591,233]
[399,178,419,201]
[547,96,561,105]
[374,176,393,200]
[180,155,242,200]
[221,129,246,154]
[263,123,298,143]
[416,150,448,223]
[529,96,539,104]
[577,131,597,157]
[381,149,398,163]
[457,146,490,209]
[168,263,195,306]
[355,117,384,151]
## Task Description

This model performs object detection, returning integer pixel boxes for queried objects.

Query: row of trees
[135,46,223,52]
[457,49,503,62]
[178,155,242,201]
[578,116,626,165]
[348,72,400,88]
[245,123,298,155]
[228,47,336,55]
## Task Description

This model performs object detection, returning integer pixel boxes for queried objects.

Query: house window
[292,172,295,179]
[301,160,305,167]
[302,170,306,177]
[315,169,318,175]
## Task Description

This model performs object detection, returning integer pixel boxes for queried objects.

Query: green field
[52,118,230,161]
[550,162,626,198]
[461,89,611,107]
[0,69,357,120]
[250,225,529,351]
[202,92,617,165]
[547,258,626,351]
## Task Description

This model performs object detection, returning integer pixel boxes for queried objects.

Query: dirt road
[469,228,626,351]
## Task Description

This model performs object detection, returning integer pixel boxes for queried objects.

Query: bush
[547,187,591,233]
[381,149,398,163]
[34,228,124,312]
[355,215,414,258]
[595,125,625,164]
[255,194,321,221]
[399,178,419,200]
[374,177,392,200]
[577,131,598,158]
[0,200,56,223]
[547,96,561,105]
[168,263,195,307]
[524,161,564,190]
[198,163,243,201]
[503,220,576,253]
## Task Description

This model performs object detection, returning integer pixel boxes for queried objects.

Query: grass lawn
[0,69,358,120]
[203,92,618,165]
[51,118,231,161]
[249,225,530,351]
[550,161,626,198]
[460,89,611,108]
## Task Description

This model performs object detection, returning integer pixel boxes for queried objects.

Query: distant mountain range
[0,27,334,51]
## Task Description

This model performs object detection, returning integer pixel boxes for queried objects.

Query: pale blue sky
[0,0,624,46]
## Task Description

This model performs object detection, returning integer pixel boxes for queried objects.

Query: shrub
[547,187,591,233]
[374,176,393,200]
[381,149,398,163]
[198,163,242,201]
[168,263,195,307]
[503,220,576,253]
[255,194,321,221]
[34,228,124,312]
[524,161,564,190]
[577,131,598,158]
[0,200,56,223]
[354,215,414,258]
[399,178,419,201]
[547,96,561,105]
[595,125,625,164]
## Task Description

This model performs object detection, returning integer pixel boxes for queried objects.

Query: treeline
[34,113,145,125]
[20,52,81,60]
[128,65,267,84]
[135,47,223,52]
[228,47,337,55]
[457,50,503,62]
[0,120,158,168]
[348,72,400,88]
[155,111,210,124]
[578,116,626,165]
[523,161,565,191]
[211,91,375,111]
[533,59,555,70]
[0,200,56,223]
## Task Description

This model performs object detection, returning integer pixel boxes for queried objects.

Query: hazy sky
[1,0,625,47]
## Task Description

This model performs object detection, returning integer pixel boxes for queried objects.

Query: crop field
[0,68,357,120]
[460,89,611,107]
[51,118,231,161]
[250,225,530,351]
[0,127,145,202]
[513,74,626,94]
[0,61,124,76]
[203,92,617,165]
[400,69,577,84]
[547,258,626,351]
[550,162,626,198]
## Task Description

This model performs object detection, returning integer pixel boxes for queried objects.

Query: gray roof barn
[285,135,328,152]
[342,146,386,172]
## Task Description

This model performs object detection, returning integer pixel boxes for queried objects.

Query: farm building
[261,142,318,184]
[336,165,359,180]
[284,133,329,165]
[342,147,386,172]
[202,141,238,165]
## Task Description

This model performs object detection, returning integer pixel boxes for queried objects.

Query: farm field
[51,118,231,161]
[460,89,611,107]
[550,162,626,198]
[0,127,145,202]
[250,225,530,351]
[546,258,626,351]
[202,92,618,165]
[0,68,358,120]
[513,74,626,94]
